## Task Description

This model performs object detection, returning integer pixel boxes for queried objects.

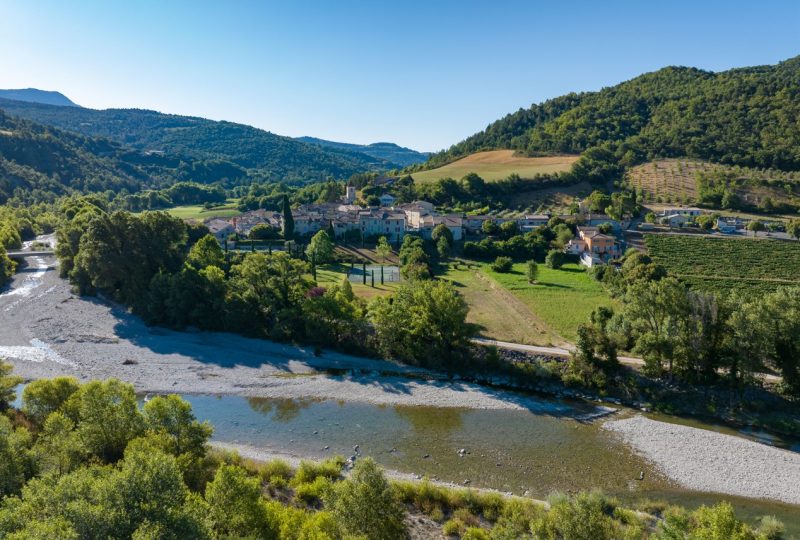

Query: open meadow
[645,234,800,295]
[479,262,616,342]
[165,199,242,220]
[411,150,578,184]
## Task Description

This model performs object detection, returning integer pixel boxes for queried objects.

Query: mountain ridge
[0,88,78,107]
[297,136,430,167]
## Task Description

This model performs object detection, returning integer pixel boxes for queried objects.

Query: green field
[645,234,800,295]
[165,199,242,220]
[479,262,616,342]
[411,150,578,184]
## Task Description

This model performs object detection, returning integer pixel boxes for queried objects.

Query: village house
[378,193,396,207]
[660,213,693,228]
[414,214,464,241]
[567,226,621,267]
[205,218,235,243]
[232,209,282,237]
[359,209,406,242]
[716,217,742,234]
[582,213,621,232]
[517,214,550,231]
[660,207,704,217]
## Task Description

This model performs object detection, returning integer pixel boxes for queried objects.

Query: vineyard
[644,234,800,295]
[627,159,800,207]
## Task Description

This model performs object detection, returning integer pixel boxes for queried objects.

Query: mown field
[480,262,616,342]
[439,262,563,346]
[166,199,242,220]
[411,150,578,184]
[645,234,800,295]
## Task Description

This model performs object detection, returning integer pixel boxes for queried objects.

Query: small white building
[660,214,693,228]
[205,218,236,243]
[660,207,704,217]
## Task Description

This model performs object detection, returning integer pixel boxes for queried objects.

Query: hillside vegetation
[0,98,393,183]
[428,56,800,172]
[628,159,800,211]
[645,234,800,295]
[297,137,429,167]
[412,150,578,184]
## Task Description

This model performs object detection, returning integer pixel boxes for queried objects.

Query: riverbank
[0,255,614,416]
[604,415,800,506]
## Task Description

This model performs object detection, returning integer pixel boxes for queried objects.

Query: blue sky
[1,0,798,151]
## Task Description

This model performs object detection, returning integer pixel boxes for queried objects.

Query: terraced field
[411,150,578,183]
[627,159,800,207]
[645,234,800,295]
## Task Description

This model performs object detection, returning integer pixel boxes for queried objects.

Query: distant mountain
[0,88,78,107]
[297,136,430,167]
[427,56,800,171]
[0,98,396,183]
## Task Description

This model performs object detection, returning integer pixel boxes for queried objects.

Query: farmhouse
[660,213,693,228]
[206,218,235,243]
[567,226,621,266]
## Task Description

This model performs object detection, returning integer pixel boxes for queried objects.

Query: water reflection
[247,397,318,422]
[394,405,465,437]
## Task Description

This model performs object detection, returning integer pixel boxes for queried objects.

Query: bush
[291,456,344,486]
[490,256,513,273]
[545,249,566,269]
[260,459,293,484]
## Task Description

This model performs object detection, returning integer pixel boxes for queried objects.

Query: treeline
[0,371,780,540]
[0,204,59,286]
[56,199,473,369]
[117,182,227,212]
[428,56,800,172]
[568,250,800,399]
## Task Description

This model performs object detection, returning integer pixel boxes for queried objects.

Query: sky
[1,0,798,152]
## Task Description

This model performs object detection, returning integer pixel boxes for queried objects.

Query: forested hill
[297,136,430,166]
[427,56,800,171]
[0,98,396,182]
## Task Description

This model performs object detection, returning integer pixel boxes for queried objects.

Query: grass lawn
[439,262,563,346]
[166,199,242,221]
[315,263,400,300]
[411,150,578,184]
[481,262,616,342]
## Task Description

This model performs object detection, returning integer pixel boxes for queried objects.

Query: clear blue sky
[1,0,798,151]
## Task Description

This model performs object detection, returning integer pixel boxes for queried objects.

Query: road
[473,337,783,384]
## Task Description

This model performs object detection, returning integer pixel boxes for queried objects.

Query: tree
[786,219,800,240]
[0,362,22,412]
[431,223,454,246]
[481,220,499,236]
[64,379,144,462]
[32,412,85,476]
[204,465,275,538]
[526,260,539,283]
[186,234,224,270]
[22,377,80,425]
[325,457,406,540]
[746,220,765,237]
[644,212,656,224]
[248,223,278,240]
[369,280,471,367]
[282,195,294,240]
[375,236,392,262]
[142,395,212,460]
[305,230,334,265]
[436,235,451,259]
[491,256,513,273]
[545,249,566,269]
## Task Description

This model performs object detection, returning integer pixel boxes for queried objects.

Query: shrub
[545,249,566,269]
[490,256,513,273]
[260,459,293,484]
[291,456,344,486]
[462,527,490,540]
[442,518,464,536]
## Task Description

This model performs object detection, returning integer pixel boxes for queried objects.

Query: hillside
[297,136,429,166]
[428,56,800,172]
[0,88,78,107]
[627,158,800,211]
[0,98,392,182]
[0,110,253,203]
[411,150,577,183]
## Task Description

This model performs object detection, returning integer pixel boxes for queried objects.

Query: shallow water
[180,394,800,536]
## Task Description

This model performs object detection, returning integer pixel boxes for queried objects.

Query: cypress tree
[282,195,294,240]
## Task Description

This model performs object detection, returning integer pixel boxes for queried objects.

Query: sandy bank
[603,415,800,505]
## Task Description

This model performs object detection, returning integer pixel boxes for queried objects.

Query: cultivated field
[480,262,616,342]
[645,234,800,295]
[627,159,800,208]
[166,199,242,220]
[412,150,578,184]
